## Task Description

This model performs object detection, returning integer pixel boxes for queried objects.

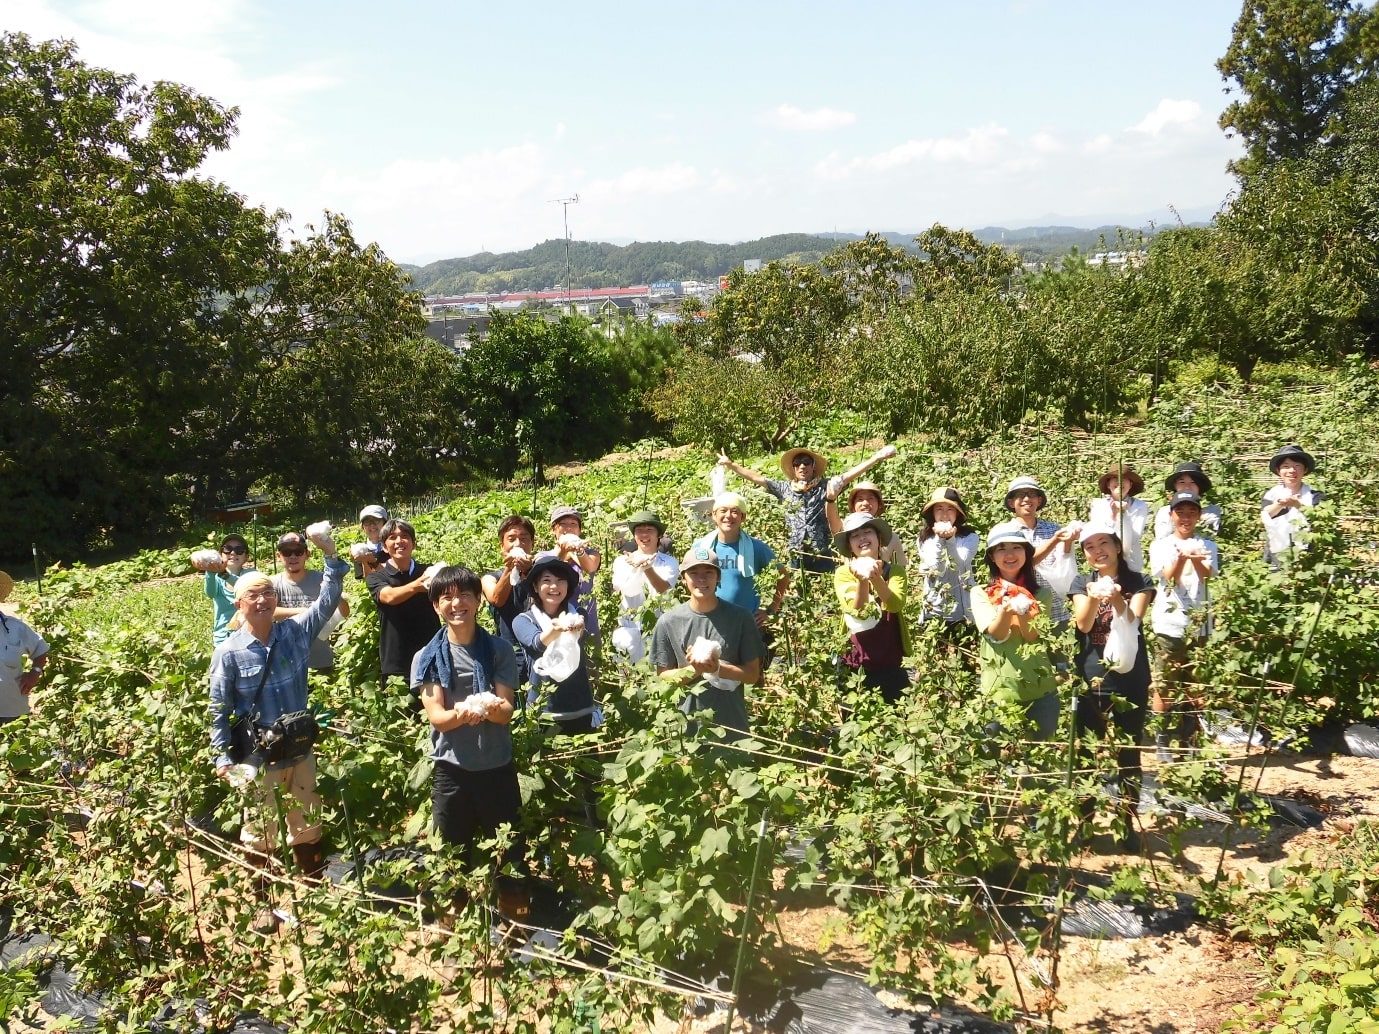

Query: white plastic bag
[1102,609,1139,674]
[1040,545,1077,598]
[534,630,582,683]
[710,465,727,497]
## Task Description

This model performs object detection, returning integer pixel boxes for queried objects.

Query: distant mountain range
[400,224,1191,297]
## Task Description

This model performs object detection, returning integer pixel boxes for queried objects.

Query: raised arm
[832,445,898,494]
[718,451,768,488]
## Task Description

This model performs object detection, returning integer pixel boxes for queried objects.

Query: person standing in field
[1152,462,1222,540]
[610,510,679,664]
[366,519,442,709]
[482,514,537,686]
[193,534,255,647]
[271,531,349,674]
[0,571,49,728]
[1261,444,1324,564]
[915,487,979,632]
[651,545,765,743]
[832,513,910,703]
[1087,464,1150,574]
[208,523,344,935]
[1149,491,1219,759]
[693,492,791,634]
[826,480,907,565]
[717,444,898,575]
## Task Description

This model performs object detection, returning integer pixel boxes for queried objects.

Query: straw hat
[1097,464,1145,497]
[779,448,828,478]
[921,486,967,520]
[0,571,14,604]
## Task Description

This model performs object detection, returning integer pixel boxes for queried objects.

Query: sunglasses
[221,546,247,555]
[279,548,307,557]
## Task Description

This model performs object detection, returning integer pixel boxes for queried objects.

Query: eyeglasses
[240,588,277,602]
[222,546,247,555]
[792,458,815,467]
[1010,491,1040,500]
[279,548,306,557]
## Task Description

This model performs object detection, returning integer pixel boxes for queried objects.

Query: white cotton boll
[226,763,260,790]
[349,542,374,561]
[508,547,530,562]
[558,533,583,550]
[850,557,880,580]
[1006,593,1034,616]
[305,521,333,539]
[1065,521,1084,536]
[1089,576,1118,599]
[190,549,222,569]
[933,521,954,535]
[687,637,721,665]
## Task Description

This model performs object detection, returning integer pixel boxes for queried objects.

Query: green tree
[1217,0,1379,178]
[449,313,624,481]
[0,33,444,559]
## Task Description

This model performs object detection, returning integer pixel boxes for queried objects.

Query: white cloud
[554,122,566,139]
[815,123,1010,180]
[1030,131,1061,154]
[1131,99,1205,135]
[762,104,858,132]
[587,163,702,198]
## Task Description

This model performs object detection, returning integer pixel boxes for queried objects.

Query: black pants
[1075,687,1146,813]
[432,759,525,878]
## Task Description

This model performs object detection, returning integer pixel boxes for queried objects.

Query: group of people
[199,441,1323,924]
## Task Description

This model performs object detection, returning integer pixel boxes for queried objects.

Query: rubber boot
[244,850,281,936]
[1154,730,1172,764]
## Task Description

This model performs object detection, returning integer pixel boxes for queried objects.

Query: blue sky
[10,0,1245,264]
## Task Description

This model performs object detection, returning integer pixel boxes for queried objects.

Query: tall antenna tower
[548,194,579,307]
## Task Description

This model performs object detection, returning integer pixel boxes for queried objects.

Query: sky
[7,0,1247,265]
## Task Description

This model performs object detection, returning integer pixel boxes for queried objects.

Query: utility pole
[548,194,579,310]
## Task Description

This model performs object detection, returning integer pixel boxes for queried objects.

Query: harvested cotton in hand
[849,557,880,580]
[558,533,583,550]
[932,521,954,535]
[465,692,504,717]
[687,637,722,665]
[349,542,374,561]
[1006,593,1034,615]
[1088,576,1118,599]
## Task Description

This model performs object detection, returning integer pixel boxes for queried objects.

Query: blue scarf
[414,626,495,700]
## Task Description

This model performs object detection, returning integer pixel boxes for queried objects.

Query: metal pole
[724,809,770,1033]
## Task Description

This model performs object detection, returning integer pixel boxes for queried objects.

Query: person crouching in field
[411,566,527,921]
[833,513,910,704]
[971,523,1059,741]
[1149,491,1219,759]
[208,523,343,936]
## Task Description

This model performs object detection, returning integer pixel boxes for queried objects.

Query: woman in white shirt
[1088,464,1150,574]
[1260,444,1324,564]
[610,510,679,664]
[915,487,979,629]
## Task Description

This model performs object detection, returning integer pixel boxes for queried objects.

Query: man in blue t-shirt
[694,492,790,631]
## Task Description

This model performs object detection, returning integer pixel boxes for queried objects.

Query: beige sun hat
[0,571,13,604]
[780,447,828,478]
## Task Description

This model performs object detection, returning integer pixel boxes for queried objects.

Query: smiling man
[271,532,349,673]
[208,522,344,934]
[365,518,441,707]
[651,544,765,741]
[693,492,790,631]
[411,565,526,916]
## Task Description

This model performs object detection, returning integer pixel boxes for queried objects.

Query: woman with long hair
[1068,524,1155,854]
[970,523,1058,740]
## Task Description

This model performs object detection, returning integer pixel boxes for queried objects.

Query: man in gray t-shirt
[272,532,349,671]
[651,545,765,740]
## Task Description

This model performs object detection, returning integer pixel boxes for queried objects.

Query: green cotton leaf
[726,769,761,800]
[402,808,428,841]
[697,826,731,862]
[1337,971,1375,988]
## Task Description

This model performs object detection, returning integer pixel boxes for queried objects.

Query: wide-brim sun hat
[1269,444,1316,476]
[522,554,580,597]
[985,521,1035,558]
[1004,476,1046,511]
[1097,464,1145,498]
[780,447,828,478]
[846,480,886,513]
[359,504,388,522]
[1164,461,1212,495]
[922,486,967,520]
[0,571,14,604]
[1078,522,1122,548]
[833,512,894,558]
[680,544,719,574]
[626,509,666,535]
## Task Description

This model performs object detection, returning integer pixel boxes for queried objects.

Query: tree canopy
[1217,0,1379,178]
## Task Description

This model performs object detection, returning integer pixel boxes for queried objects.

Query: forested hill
[401,224,1164,295]
[401,234,840,296]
